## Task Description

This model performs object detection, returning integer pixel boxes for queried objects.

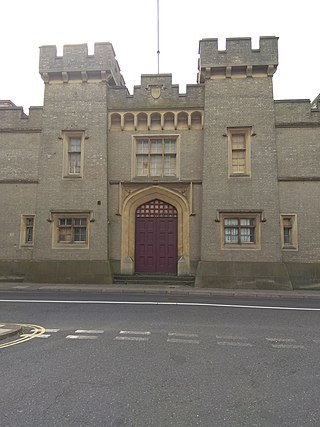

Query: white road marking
[114,336,149,342]
[271,344,305,349]
[119,330,151,335]
[13,286,30,289]
[45,329,60,333]
[75,329,104,334]
[35,334,51,338]
[312,339,320,343]
[168,332,199,338]
[217,341,253,347]
[66,335,98,340]
[1,299,320,312]
[167,338,200,344]
[216,335,247,340]
[266,338,296,342]
[0,324,5,327]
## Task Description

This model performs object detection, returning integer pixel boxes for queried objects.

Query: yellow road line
[0,323,46,349]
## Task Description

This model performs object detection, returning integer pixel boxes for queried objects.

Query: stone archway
[120,186,190,276]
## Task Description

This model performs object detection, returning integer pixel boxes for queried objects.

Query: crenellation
[198,36,278,82]
[0,103,43,130]
[39,42,124,85]
[108,75,204,110]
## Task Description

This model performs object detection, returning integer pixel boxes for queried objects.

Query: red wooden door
[135,200,178,274]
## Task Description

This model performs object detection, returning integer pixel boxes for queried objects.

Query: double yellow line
[0,323,46,349]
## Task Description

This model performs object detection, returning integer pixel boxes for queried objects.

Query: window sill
[52,244,89,249]
[222,244,261,250]
[229,173,251,178]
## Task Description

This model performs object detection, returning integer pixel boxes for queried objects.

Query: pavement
[0,280,320,341]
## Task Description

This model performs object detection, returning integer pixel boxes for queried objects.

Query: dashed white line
[167,338,200,344]
[35,334,51,339]
[266,338,296,342]
[45,328,60,333]
[66,335,98,340]
[217,341,253,347]
[168,332,199,338]
[271,344,305,349]
[75,329,104,334]
[114,336,149,342]
[119,330,151,335]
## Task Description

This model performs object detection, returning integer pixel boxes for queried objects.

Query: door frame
[120,185,190,276]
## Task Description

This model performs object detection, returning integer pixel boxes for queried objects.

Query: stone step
[113,274,195,286]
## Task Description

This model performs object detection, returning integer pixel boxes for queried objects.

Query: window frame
[20,215,35,247]
[52,213,89,249]
[220,212,261,250]
[62,131,85,178]
[133,135,180,179]
[280,214,298,250]
[227,127,251,177]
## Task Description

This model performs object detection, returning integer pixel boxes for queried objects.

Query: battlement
[108,74,204,110]
[39,42,125,86]
[198,36,278,82]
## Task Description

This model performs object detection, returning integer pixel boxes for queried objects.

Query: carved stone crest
[146,84,165,100]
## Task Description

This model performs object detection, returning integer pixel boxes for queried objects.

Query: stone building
[0,36,319,289]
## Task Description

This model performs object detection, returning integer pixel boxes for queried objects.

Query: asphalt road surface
[1,291,320,427]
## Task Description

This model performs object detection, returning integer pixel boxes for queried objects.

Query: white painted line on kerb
[216,335,247,340]
[217,341,253,347]
[114,336,149,342]
[66,335,98,340]
[45,329,60,333]
[167,338,200,344]
[266,338,296,342]
[168,332,199,338]
[119,330,151,335]
[271,344,305,349]
[1,299,320,312]
[75,329,104,334]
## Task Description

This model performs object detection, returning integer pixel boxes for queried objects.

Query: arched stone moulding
[120,185,190,276]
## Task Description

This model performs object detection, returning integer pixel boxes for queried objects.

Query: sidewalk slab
[0,281,320,299]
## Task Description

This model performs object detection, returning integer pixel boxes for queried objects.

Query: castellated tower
[196,37,290,288]
[32,43,125,283]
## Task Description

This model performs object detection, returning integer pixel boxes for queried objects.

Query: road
[1,291,320,427]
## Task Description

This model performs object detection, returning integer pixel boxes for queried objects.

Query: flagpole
[157,0,160,74]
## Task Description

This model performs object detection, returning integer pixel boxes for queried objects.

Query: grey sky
[1,0,319,113]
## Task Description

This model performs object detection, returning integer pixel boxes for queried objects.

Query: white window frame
[132,135,180,178]
[62,131,85,178]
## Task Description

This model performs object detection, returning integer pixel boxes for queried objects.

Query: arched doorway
[135,199,178,274]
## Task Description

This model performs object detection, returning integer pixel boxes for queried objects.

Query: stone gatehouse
[0,37,319,289]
